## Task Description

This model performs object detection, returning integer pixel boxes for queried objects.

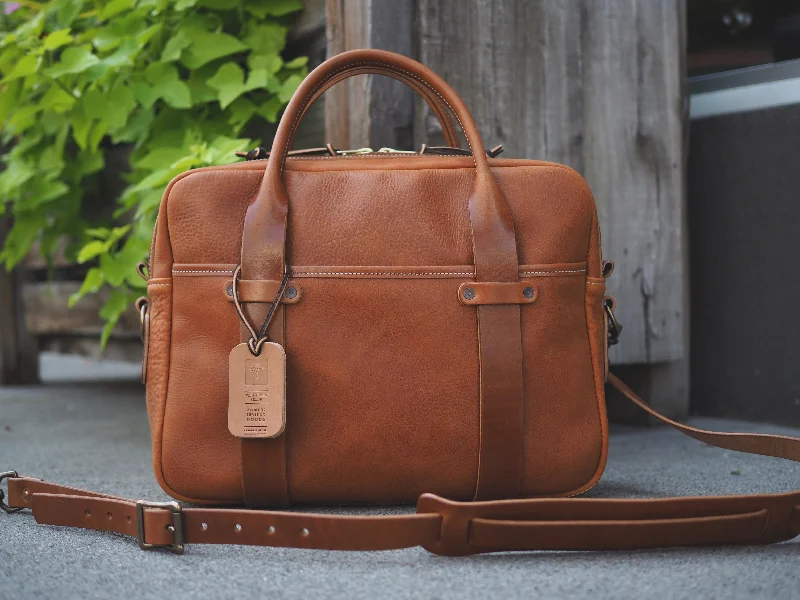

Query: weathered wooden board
[0,219,39,384]
[416,0,687,370]
[325,0,416,149]
[23,281,140,338]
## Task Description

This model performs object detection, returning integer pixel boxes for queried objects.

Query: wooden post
[325,0,416,149]
[0,218,39,384]
[327,1,690,421]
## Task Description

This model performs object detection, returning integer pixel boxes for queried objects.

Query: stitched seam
[520,269,585,275]
[282,62,478,172]
[172,270,233,274]
[148,283,172,287]
[292,270,474,276]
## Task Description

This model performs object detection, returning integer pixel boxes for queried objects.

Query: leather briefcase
[6,49,800,556]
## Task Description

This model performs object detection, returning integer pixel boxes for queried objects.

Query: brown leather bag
[5,49,800,555]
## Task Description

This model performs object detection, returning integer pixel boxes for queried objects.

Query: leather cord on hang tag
[230,264,290,356]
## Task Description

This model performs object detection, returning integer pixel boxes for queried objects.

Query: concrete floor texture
[2,354,800,599]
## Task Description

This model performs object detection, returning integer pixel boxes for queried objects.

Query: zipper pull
[337,147,374,155]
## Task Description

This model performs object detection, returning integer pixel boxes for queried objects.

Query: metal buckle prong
[0,471,24,514]
[136,500,184,554]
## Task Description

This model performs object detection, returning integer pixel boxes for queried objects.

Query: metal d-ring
[1,471,24,514]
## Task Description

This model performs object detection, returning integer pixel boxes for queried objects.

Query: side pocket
[144,279,172,482]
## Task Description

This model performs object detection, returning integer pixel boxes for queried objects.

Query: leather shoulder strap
[6,374,800,556]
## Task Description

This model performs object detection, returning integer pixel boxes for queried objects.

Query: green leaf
[161,31,191,62]
[69,267,105,307]
[134,147,189,170]
[38,85,76,112]
[102,38,141,68]
[160,79,192,109]
[283,56,308,69]
[174,0,198,9]
[245,0,302,18]
[43,29,74,51]
[70,108,92,149]
[111,107,153,145]
[99,0,135,21]
[54,0,84,28]
[277,74,303,103]
[257,96,282,123]
[145,62,178,86]
[45,46,100,78]
[105,83,138,131]
[76,239,109,263]
[132,81,159,109]
[1,54,40,83]
[27,179,69,208]
[82,88,107,118]
[85,227,111,239]
[198,0,239,8]
[243,23,286,56]
[247,52,282,74]
[207,62,245,109]
[0,210,47,269]
[181,31,247,69]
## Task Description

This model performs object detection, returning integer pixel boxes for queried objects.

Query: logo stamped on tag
[245,360,268,385]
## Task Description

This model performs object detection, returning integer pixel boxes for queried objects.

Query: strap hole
[201,522,208,531]
[84,509,91,517]
[126,516,132,523]
[106,512,113,520]
[301,528,310,537]
[22,488,30,499]
[235,524,242,532]
[267,526,276,535]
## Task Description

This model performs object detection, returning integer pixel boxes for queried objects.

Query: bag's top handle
[296,64,463,149]
[240,49,521,290]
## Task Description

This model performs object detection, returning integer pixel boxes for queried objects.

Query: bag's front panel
[150,158,607,504]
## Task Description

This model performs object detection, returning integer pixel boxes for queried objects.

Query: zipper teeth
[246,152,466,161]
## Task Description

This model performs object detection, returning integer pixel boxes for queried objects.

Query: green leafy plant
[0,0,307,344]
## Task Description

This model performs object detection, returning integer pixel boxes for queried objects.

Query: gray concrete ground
[2,354,800,599]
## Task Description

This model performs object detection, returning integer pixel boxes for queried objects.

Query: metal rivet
[285,286,297,299]
[267,526,276,535]
[166,525,175,533]
[523,287,535,299]
[201,522,208,531]
[235,524,242,532]
[84,509,91,517]
[226,284,233,296]
[463,287,476,300]
[22,488,30,499]
[301,528,310,537]
[106,512,113,520]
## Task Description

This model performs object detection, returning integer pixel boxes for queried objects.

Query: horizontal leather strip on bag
[223,279,302,304]
[457,281,538,305]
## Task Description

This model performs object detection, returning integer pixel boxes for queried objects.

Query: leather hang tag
[228,342,286,438]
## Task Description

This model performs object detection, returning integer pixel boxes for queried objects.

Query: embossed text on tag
[228,342,286,438]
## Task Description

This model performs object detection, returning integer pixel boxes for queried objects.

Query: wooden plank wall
[328,0,689,419]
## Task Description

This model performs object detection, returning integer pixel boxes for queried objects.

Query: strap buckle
[135,500,184,554]
[0,471,23,514]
